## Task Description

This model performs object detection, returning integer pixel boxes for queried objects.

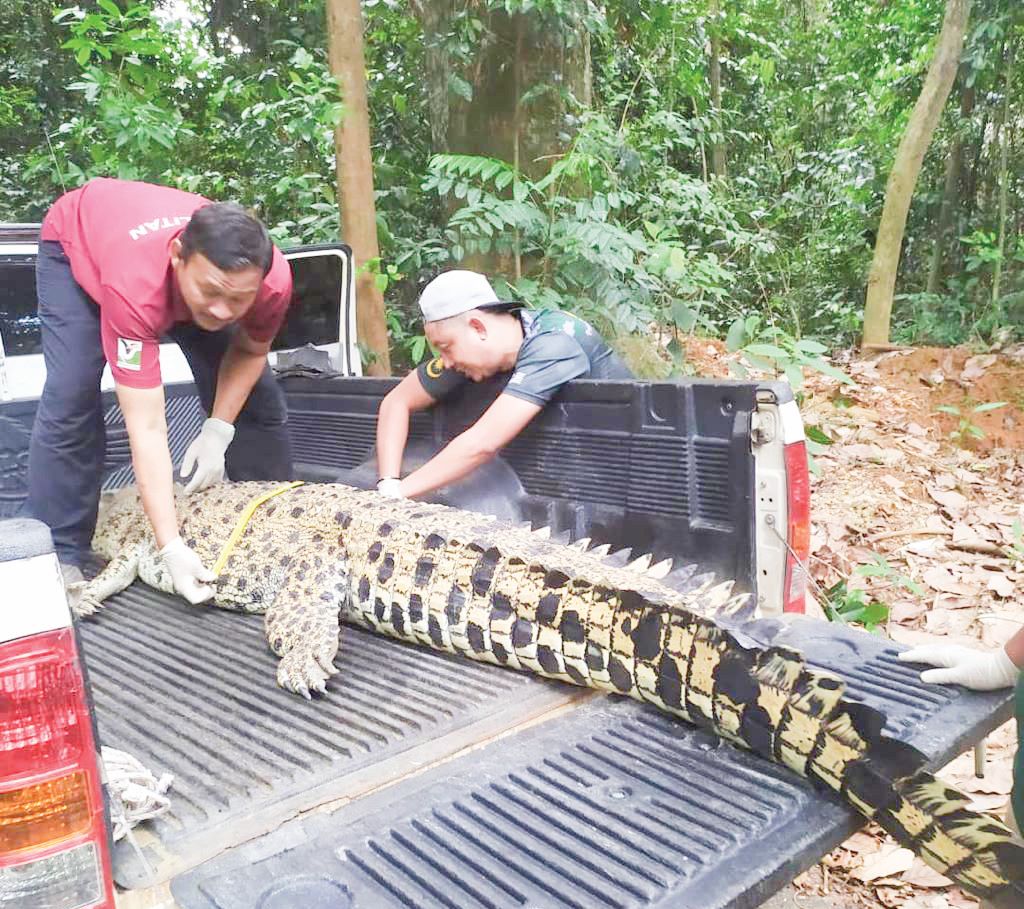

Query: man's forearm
[399,431,493,499]
[211,343,269,424]
[130,428,178,549]
[376,397,411,479]
[1006,628,1024,670]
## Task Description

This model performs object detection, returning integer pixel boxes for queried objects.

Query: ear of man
[467,314,488,339]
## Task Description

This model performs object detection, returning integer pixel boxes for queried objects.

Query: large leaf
[744,343,790,359]
[726,317,747,352]
[447,74,473,102]
[670,300,697,331]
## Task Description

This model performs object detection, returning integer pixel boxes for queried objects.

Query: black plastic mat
[76,586,580,889]
[170,618,1017,909]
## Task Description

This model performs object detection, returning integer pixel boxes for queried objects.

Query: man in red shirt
[26,178,294,605]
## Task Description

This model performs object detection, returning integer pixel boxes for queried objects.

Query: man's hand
[898,644,1020,691]
[376,478,405,499]
[181,418,235,494]
[159,538,216,604]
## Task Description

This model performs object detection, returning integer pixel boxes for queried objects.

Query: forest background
[2,0,1021,377]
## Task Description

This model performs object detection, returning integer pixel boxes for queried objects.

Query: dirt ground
[678,336,1024,909]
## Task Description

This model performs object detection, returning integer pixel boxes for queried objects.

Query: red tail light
[0,627,114,908]
[783,440,810,613]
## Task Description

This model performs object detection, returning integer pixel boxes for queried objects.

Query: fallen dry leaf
[890,601,927,624]
[984,570,1016,599]
[901,859,954,889]
[852,845,916,882]
[922,565,978,596]
[951,523,982,545]
[960,354,998,384]
[889,626,981,649]
[926,486,969,518]
[932,592,978,611]
[904,537,948,558]
[964,792,1009,813]
[951,765,1015,796]
[974,506,1017,527]
[903,895,952,909]
[843,831,883,855]
[876,883,912,907]
[945,892,980,909]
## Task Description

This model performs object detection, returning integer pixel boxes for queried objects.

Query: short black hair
[179,202,274,276]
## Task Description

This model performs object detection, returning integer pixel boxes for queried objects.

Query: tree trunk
[992,40,1015,309]
[409,0,451,154]
[925,75,972,295]
[325,0,390,375]
[412,2,590,278]
[861,0,971,348]
[709,0,726,178]
[925,143,961,296]
[414,4,590,172]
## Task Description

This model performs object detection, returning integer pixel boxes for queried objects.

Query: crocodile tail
[661,613,1024,900]
[861,770,1024,900]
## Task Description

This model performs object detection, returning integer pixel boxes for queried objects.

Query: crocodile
[74,480,1024,904]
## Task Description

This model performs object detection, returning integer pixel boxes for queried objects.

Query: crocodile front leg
[70,546,144,617]
[264,560,348,699]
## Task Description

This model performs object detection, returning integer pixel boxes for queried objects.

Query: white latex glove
[898,644,1020,691]
[180,418,235,494]
[159,537,216,605]
[376,478,405,499]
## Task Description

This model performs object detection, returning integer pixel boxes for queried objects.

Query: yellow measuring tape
[212,481,305,576]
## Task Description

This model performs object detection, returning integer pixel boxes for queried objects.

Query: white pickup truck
[0,223,1016,909]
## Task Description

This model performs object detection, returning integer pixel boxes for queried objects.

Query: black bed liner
[164,616,1017,909]
[78,587,582,889]
[77,580,1018,907]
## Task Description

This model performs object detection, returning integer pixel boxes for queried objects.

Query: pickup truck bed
[3,365,1017,907]
[79,577,1012,909]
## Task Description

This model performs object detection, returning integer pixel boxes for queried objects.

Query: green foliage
[823,580,890,633]
[1005,520,1024,565]
[825,553,924,633]
[935,399,1008,446]
[853,552,925,597]
[17,1,343,247]
[724,314,854,391]
[423,112,748,342]
[385,307,429,370]
[803,424,833,478]
[1,0,1023,363]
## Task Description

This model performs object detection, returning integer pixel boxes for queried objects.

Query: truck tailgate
[78,585,1017,908]
[168,618,1018,909]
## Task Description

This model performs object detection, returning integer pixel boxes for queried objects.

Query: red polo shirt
[40,178,292,389]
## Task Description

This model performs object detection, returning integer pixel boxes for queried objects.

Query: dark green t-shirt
[1014,674,1024,830]
[417,309,632,406]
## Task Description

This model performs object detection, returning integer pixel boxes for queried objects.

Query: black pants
[25,240,293,566]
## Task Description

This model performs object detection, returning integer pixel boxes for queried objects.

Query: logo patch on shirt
[116,338,143,371]
[425,357,445,379]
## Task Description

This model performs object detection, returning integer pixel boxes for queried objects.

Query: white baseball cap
[418,270,518,322]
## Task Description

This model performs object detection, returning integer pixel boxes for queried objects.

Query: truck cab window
[273,251,346,351]
[0,256,40,356]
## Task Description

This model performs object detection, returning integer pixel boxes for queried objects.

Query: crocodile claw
[276,640,339,698]
[67,581,103,618]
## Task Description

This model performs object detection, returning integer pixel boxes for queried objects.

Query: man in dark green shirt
[375,270,632,500]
